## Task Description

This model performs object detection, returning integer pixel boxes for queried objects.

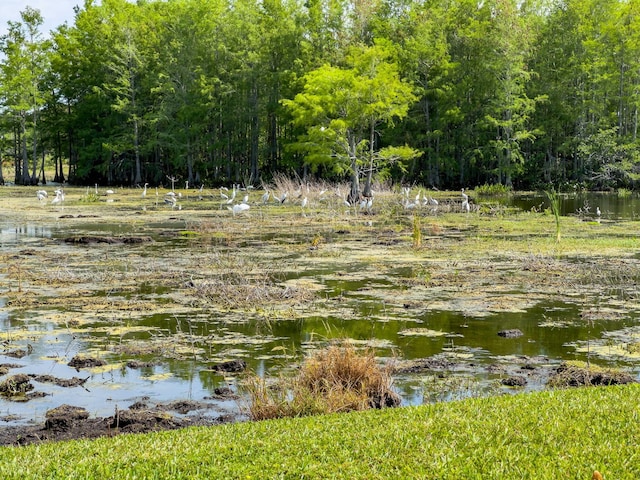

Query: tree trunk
[363,120,375,198]
[21,115,30,185]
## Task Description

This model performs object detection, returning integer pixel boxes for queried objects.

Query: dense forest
[1,0,639,193]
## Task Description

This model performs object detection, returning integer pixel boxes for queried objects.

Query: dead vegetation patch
[246,343,400,421]
[548,361,637,388]
[190,276,315,309]
[0,374,34,396]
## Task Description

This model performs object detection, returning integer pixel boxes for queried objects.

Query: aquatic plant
[475,183,512,196]
[617,187,632,198]
[545,188,562,242]
[412,214,422,249]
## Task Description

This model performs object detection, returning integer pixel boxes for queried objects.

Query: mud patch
[29,374,89,388]
[67,355,107,369]
[63,235,153,244]
[548,362,637,388]
[0,402,239,446]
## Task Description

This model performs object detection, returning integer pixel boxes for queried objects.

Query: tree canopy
[1,0,639,191]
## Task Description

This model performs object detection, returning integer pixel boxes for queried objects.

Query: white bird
[36,190,48,201]
[261,191,270,204]
[596,206,601,217]
[51,190,64,205]
[301,196,308,209]
[229,203,250,215]
[242,193,249,205]
[461,188,468,202]
[462,199,470,213]
[226,185,237,204]
[106,189,115,195]
[141,183,148,198]
[274,192,287,204]
[164,195,177,208]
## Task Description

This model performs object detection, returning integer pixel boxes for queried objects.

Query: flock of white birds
[35,182,474,215]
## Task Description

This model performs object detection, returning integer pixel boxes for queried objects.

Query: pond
[0,187,639,429]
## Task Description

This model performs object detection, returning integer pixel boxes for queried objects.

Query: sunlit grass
[0,384,637,479]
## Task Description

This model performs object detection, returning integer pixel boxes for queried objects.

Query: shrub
[246,343,400,420]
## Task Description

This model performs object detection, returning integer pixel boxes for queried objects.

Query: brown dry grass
[245,342,400,420]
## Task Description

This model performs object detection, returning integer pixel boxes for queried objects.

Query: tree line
[1,0,639,193]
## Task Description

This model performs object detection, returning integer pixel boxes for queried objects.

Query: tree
[283,43,418,202]
[0,7,50,185]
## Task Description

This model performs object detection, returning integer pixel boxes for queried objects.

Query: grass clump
[246,343,399,420]
[475,183,512,195]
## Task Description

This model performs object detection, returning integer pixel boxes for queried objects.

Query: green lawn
[1,384,637,479]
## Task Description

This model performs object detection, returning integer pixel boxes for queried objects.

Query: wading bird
[141,183,148,198]
[229,203,250,216]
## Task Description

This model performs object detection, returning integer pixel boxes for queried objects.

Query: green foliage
[0,385,638,478]
[3,0,640,190]
[475,183,512,196]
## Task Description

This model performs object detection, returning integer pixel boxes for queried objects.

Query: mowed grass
[0,384,638,479]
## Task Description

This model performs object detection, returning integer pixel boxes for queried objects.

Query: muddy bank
[0,398,240,446]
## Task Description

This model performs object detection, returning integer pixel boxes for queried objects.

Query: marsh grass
[246,343,398,420]
[545,188,562,242]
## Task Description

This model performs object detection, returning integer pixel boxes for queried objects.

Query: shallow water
[1,191,639,427]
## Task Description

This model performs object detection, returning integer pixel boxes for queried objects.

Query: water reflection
[0,225,53,246]
[506,192,640,220]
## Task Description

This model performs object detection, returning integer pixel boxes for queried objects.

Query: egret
[51,189,64,205]
[141,183,148,198]
[461,188,468,202]
[301,196,308,209]
[596,206,601,217]
[261,191,270,204]
[462,199,470,213]
[226,185,237,204]
[36,190,48,202]
[274,192,287,204]
[229,203,250,215]
[242,193,249,205]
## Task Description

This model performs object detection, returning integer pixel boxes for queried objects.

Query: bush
[246,343,400,420]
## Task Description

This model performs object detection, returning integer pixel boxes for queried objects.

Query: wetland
[1,184,639,445]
